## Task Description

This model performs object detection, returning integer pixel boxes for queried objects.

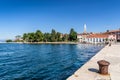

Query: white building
[86,34,108,43]
[77,24,118,43]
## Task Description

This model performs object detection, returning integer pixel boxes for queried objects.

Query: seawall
[67,43,120,80]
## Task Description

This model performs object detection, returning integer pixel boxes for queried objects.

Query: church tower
[84,24,87,33]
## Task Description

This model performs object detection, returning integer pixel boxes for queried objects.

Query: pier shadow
[88,68,99,73]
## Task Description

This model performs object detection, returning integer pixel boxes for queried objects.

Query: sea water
[0,43,104,80]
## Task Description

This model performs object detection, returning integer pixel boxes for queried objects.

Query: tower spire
[84,24,87,33]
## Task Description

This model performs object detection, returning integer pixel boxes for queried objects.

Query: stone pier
[67,43,120,80]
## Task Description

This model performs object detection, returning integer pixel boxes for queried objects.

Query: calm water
[0,43,105,80]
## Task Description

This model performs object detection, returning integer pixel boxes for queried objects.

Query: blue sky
[0,0,120,39]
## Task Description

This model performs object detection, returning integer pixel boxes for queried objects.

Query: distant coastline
[24,42,78,44]
[6,42,107,45]
[6,42,79,44]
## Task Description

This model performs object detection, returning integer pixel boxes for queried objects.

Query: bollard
[97,60,110,75]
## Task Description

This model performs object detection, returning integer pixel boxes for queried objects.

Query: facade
[77,24,119,43]
[105,30,120,41]
[86,34,108,43]
[77,33,117,44]
[77,33,89,42]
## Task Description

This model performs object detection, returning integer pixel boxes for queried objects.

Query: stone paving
[67,43,120,80]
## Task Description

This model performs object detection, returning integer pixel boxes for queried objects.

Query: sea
[0,43,105,80]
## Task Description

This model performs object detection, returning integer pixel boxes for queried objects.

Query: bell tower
[84,24,87,33]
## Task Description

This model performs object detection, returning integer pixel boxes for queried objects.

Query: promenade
[67,43,120,80]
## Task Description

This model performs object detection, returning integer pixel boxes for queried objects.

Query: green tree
[21,28,78,42]
[69,28,77,41]
[51,29,57,42]
[43,33,51,42]
[35,30,43,42]
[56,32,62,41]
[62,34,69,41]
[6,39,13,42]
[15,35,22,42]
[27,33,36,42]
[23,33,28,42]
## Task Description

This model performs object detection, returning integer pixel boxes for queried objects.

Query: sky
[0,0,120,40]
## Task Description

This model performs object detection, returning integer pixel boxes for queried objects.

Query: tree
[21,28,78,42]
[27,33,36,42]
[15,35,22,42]
[69,28,77,41]
[6,39,13,42]
[35,30,43,42]
[43,33,51,42]
[62,34,69,41]
[23,33,28,42]
[51,29,57,42]
[56,32,62,41]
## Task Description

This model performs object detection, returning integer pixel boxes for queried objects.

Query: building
[78,32,117,44]
[77,24,90,43]
[86,33,108,43]
[77,33,89,42]
[77,24,119,43]
[105,29,120,42]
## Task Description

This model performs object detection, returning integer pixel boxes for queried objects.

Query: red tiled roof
[87,34,108,38]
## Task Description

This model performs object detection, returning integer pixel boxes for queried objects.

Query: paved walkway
[67,43,120,80]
